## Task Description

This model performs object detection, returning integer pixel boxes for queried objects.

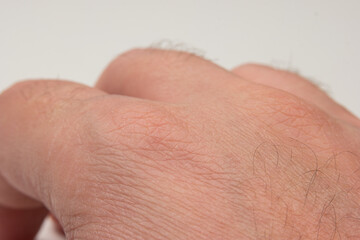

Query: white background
[1,0,360,116]
[0,0,359,239]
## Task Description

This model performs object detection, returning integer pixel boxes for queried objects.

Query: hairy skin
[0,49,360,239]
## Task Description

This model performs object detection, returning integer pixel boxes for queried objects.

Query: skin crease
[0,49,360,239]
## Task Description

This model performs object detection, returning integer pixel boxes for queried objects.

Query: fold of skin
[0,49,359,239]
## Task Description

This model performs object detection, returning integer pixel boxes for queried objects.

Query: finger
[0,206,47,240]
[232,64,360,127]
[96,48,247,103]
[0,80,107,239]
[0,173,47,239]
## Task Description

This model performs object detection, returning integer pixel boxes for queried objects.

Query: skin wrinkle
[86,154,236,238]
[2,50,360,239]
[62,92,360,239]
[75,111,258,240]
[83,176,221,239]
[99,107,221,176]
[82,154,191,237]
[85,126,360,238]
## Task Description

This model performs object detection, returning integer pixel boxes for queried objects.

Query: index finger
[0,80,107,239]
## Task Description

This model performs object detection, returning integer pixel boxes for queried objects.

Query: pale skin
[1,49,360,240]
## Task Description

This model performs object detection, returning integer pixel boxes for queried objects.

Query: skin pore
[0,48,360,239]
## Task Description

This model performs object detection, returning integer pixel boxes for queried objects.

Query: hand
[1,49,360,239]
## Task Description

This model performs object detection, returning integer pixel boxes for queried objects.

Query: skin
[0,48,360,239]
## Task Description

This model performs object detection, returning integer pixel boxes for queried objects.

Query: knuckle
[78,100,214,183]
[76,98,199,172]
[249,88,337,144]
[1,80,45,102]
[234,63,303,84]
[5,80,104,125]
[271,93,326,123]
[1,80,100,122]
[97,102,193,154]
[4,79,100,104]
[5,80,67,103]
[234,63,271,73]
[115,47,204,69]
